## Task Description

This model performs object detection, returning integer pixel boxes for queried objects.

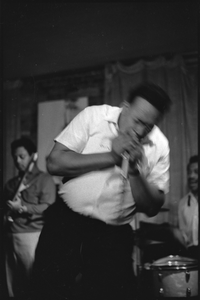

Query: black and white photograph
[1,1,198,299]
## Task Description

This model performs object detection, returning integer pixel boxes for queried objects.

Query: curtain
[3,80,22,187]
[104,55,198,225]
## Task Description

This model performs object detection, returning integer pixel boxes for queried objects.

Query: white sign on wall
[37,97,88,183]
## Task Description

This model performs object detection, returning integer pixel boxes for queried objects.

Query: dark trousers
[30,201,136,300]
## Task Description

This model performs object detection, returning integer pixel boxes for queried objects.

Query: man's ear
[120,101,130,110]
[123,101,130,107]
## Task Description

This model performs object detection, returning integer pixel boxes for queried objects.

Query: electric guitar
[6,152,38,223]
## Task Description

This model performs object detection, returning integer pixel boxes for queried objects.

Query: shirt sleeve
[55,106,91,152]
[146,141,170,194]
[23,174,56,215]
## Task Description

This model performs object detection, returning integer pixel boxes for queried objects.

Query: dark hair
[187,155,198,170]
[11,137,36,156]
[127,83,172,114]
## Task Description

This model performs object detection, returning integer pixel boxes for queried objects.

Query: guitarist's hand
[7,194,23,213]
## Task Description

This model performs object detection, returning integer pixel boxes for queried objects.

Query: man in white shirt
[172,155,198,258]
[32,83,171,300]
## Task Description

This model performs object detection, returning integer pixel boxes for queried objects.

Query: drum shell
[144,256,198,298]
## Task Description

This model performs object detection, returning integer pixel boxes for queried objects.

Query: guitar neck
[11,152,38,201]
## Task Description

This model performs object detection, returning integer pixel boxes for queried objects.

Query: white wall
[37,97,88,183]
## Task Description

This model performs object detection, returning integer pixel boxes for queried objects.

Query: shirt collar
[104,107,122,131]
[142,131,155,146]
[188,191,198,204]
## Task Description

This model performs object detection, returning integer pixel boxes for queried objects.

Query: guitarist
[3,137,56,298]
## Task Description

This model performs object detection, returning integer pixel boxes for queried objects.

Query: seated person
[171,155,198,259]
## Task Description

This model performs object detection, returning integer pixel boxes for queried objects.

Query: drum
[144,255,198,298]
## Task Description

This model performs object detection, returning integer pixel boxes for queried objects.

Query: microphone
[188,195,191,206]
[121,151,137,214]
[121,151,130,180]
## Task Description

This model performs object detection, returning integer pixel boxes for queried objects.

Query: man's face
[188,162,198,194]
[119,96,161,140]
[12,146,32,172]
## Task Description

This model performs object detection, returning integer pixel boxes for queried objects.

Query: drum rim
[145,255,198,270]
[148,264,198,270]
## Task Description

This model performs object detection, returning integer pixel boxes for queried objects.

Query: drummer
[172,155,198,259]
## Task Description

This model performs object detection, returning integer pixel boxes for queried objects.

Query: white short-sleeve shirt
[55,105,170,225]
[178,192,198,247]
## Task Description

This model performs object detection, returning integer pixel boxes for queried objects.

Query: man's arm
[47,142,118,177]
[22,174,56,215]
[6,175,56,216]
[128,135,169,217]
[129,172,165,217]
[47,132,138,177]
